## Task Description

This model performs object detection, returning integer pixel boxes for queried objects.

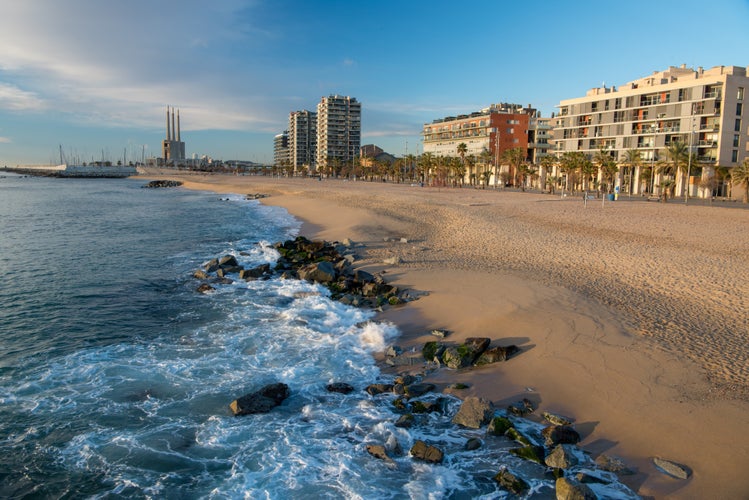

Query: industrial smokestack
[177,109,181,142]
[171,107,176,141]
[166,106,171,140]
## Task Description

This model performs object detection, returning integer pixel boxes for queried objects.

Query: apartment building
[273,131,289,168]
[553,65,749,197]
[421,103,533,185]
[288,110,317,172]
[316,95,361,174]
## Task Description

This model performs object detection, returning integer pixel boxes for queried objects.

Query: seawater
[0,174,636,499]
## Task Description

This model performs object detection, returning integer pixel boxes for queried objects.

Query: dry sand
[139,170,749,498]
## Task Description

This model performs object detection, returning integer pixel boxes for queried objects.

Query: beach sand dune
[142,170,749,498]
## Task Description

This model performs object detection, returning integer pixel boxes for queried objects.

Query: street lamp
[650,124,658,195]
[685,106,696,204]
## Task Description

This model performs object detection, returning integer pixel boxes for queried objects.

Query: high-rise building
[162,106,186,163]
[316,95,361,174]
[552,65,749,198]
[288,110,317,173]
[273,130,289,168]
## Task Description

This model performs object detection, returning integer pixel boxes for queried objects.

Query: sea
[0,174,638,499]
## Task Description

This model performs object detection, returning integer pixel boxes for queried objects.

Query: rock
[297,261,337,283]
[653,457,691,479]
[430,329,448,338]
[394,414,414,428]
[383,256,401,265]
[510,445,545,464]
[193,269,209,280]
[543,411,573,426]
[465,437,482,450]
[240,263,271,280]
[352,269,375,284]
[422,341,445,362]
[365,383,394,396]
[366,444,394,463]
[595,454,635,475]
[394,375,417,386]
[143,179,182,188]
[229,383,289,416]
[556,477,597,499]
[475,345,519,365]
[443,337,491,368]
[493,468,528,495]
[542,425,581,446]
[399,237,408,243]
[410,400,442,414]
[326,382,354,394]
[487,416,513,436]
[451,396,495,428]
[196,283,215,294]
[410,440,443,463]
[385,345,403,357]
[545,444,580,469]
[218,255,238,267]
[505,427,532,446]
[507,398,535,416]
[203,258,220,273]
[405,383,435,397]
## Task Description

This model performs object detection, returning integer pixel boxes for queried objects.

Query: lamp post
[650,124,657,195]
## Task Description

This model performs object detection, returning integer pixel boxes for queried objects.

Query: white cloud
[0,83,45,111]
[0,136,11,143]
[0,1,280,131]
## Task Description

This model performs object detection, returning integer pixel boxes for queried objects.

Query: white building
[316,95,361,175]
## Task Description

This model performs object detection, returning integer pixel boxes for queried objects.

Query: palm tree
[559,151,586,194]
[661,141,689,198]
[731,159,749,203]
[621,149,641,195]
[457,143,467,165]
[501,147,526,188]
[539,155,557,193]
[418,152,434,185]
[594,148,619,194]
[479,148,493,187]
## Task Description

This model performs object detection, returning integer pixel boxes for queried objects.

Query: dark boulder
[494,468,529,495]
[542,425,581,446]
[555,477,597,500]
[475,345,519,365]
[451,396,495,428]
[196,283,215,294]
[298,261,337,283]
[410,440,443,463]
[229,383,289,416]
[326,382,355,394]
[365,383,394,396]
[240,263,271,281]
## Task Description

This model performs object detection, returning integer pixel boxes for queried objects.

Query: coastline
[136,170,749,498]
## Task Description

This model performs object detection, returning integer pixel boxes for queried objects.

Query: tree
[595,148,619,194]
[539,155,557,193]
[621,149,641,195]
[660,141,689,198]
[730,159,749,203]
[559,151,587,194]
[457,143,467,165]
[501,147,526,188]
[418,152,434,185]
[479,148,493,187]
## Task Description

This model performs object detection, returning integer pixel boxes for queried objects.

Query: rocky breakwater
[142,179,183,188]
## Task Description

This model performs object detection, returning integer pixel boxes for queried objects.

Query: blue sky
[1,0,748,166]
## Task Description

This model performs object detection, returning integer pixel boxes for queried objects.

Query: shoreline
[136,170,749,498]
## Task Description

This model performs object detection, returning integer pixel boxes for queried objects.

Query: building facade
[273,131,289,168]
[162,106,186,163]
[553,65,749,198]
[316,95,361,174]
[421,103,533,185]
[288,110,317,173]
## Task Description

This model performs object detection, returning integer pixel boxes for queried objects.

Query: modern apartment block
[273,130,289,168]
[422,103,535,185]
[553,64,749,197]
[288,110,317,172]
[316,95,361,173]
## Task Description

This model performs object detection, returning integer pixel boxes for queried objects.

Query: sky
[1,0,748,166]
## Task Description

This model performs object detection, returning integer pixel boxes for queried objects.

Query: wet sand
[138,170,749,498]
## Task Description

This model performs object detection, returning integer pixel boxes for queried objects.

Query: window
[734,135,740,147]
[732,150,738,162]
[737,103,743,116]
[736,119,742,132]
[738,87,745,100]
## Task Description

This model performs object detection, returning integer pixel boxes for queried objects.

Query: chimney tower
[177,109,181,142]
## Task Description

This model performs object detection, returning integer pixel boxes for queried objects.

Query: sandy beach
[139,170,749,498]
